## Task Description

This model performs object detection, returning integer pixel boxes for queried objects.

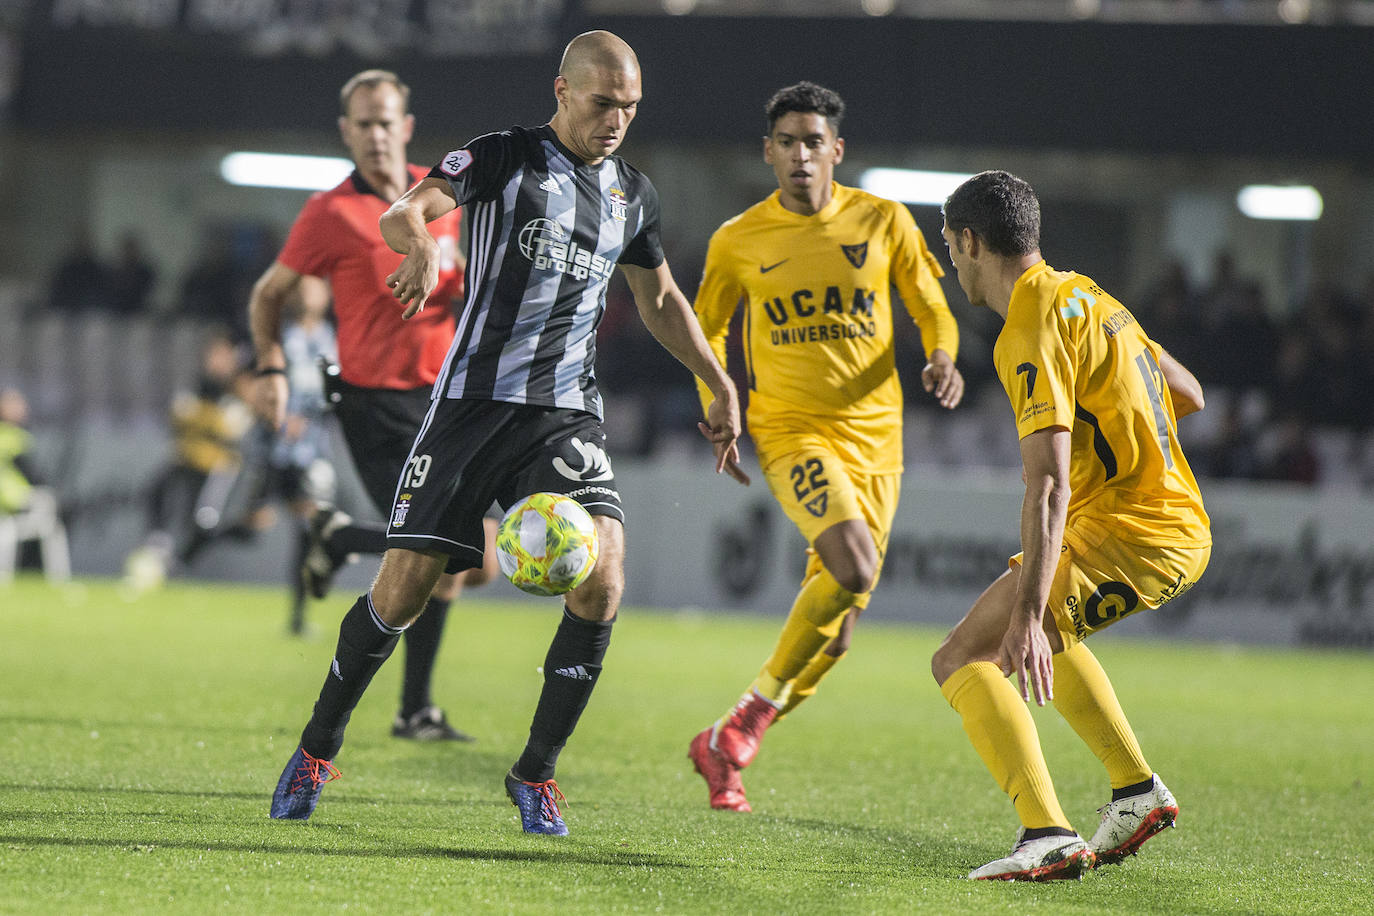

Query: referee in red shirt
[249,70,492,743]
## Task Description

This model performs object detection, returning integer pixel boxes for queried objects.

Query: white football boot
[1089,773,1179,865]
[969,828,1095,881]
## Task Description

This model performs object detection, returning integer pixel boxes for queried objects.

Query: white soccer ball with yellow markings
[496,492,599,596]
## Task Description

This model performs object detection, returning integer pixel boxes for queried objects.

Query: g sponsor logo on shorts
[1066,581,1140,639]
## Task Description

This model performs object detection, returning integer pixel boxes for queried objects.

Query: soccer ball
[496,492,599,596]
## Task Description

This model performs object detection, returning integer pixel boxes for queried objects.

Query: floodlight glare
[1236,185,1323,221]
[219,152,354,191]
[857,168,976,206]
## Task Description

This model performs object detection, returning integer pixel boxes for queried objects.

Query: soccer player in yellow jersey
[932,171,1211,881]
[687,82,964,813]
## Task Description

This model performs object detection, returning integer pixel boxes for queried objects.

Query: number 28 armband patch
[441,149,473,177]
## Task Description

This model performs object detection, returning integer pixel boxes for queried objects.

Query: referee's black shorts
[332,380,432,515]
[385,398,624,573]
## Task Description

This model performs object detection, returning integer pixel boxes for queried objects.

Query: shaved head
[559,30,639,84]
[549,30,643,164]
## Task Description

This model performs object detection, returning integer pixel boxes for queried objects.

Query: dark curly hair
[942,170,1041,257]
[765,82,845,135]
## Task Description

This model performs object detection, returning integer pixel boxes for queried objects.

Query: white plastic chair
[0,486,71,583]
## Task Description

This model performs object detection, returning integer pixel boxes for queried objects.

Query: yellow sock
[941,662,1071,830]
[749,671,790,707]
[776,650,844,720]
[760,568,858,685]
[1051,641,1152,790]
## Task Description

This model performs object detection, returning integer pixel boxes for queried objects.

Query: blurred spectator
[1208,280,1277,390]
[180,224,278,340]
[1258,413,1320,484]
[181,279,339,631]
[122,327,253,590]
[0,387,70,581]
[1202,398,1261,480]
[0,387,37,513]
[107,231,156,315]
[47,229,111,312]
[1135,260,1200,369]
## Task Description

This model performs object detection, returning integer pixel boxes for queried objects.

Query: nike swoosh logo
[760,259,789,273]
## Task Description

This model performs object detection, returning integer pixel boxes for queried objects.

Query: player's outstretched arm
[1158,347,1205,419]
[248,260,304,429]
[621,260,748,485]
[380,177,457,319]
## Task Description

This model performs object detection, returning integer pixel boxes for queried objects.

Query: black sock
[1019,826,1078,843]
[1112,776,1156,802]
[513,607,614,782]
[299,594,403,760]
[399,596,451,718]
[327,522,389,557]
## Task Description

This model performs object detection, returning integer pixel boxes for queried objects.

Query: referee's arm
[248,260,305,428]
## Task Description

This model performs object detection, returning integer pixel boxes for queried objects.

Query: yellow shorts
[760,439,900,608]
[1011,518,1211,647]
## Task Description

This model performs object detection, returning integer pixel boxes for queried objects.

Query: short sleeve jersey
[995,261,1210,547]
[277,167,463,390]
[692,183,958,472]
[428,125,664,419]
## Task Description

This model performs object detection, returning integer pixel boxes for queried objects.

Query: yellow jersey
[693,183,958,473]
[996,261,1210,547]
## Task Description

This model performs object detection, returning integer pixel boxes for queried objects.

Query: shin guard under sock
[1051,641,1152,790]
[941,661,1071,831]
[299,594,403,759]
[514,607,613,782]
[761,569,858,685]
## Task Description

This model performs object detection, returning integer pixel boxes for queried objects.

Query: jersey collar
[348,165,428,202]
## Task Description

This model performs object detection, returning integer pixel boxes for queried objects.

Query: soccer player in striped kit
[270,31,745,835]
[250,70,490,744]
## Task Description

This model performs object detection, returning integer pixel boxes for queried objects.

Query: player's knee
[372,549,446,625]
[930,638,962,686]
[830,561,874,598]
[566,561,622,623]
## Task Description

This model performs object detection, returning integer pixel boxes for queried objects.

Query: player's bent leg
[370,548,448,627]
[564,515,624,623]
[812,518,879,596]
[776,607,858,720]
[1051,640,1151,791]
[934,569,1074,835]
[507,515,622,834]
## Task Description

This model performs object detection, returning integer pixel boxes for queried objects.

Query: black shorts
[332,381,432,514]
[385,399,623,572]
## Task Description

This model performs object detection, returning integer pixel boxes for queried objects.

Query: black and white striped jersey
[427,124,664,419]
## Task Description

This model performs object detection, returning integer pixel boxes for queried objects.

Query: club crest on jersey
[440,149,472,177]
[391,493,412,528]
[841,242,868,268]
[608,187,628,222]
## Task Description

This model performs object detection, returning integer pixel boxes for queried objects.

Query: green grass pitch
[1,576,1371,914]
